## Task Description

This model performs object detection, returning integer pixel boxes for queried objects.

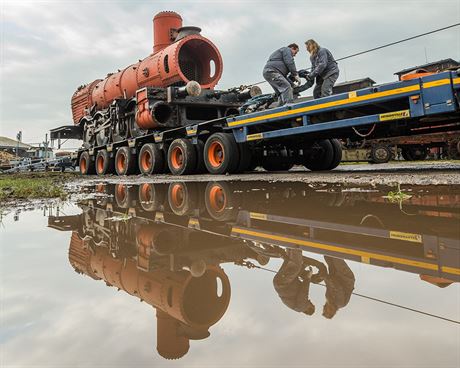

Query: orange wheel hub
[97,156,104,173]
[208,185,226,212]
[171,147,184,169]
[140,183,152,202]
[170,184,184,207]
[208,141,224,168]
[80,157,87,173]
[141,151,152,172]
[117,153,126,173]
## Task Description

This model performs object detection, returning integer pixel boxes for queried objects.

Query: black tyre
[114,183,135,209]
[79,151,95,175]
[168,182,197,216]
[204,181,239,221]
[237,143,253,173]
[167,138,197,175]
[204,133,240,174]
[303,139,334,171]
[115,146,137,175]
[369,144,391,164]
[138,143,165,175]
[327,139,342,169]
[95,149,114,175]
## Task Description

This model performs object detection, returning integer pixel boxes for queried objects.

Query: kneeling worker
[263,43,301,106]
[305,39,339,99]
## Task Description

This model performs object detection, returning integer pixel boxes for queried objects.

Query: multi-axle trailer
[52,70,460,175]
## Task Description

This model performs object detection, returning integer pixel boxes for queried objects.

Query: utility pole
[16,131,22,158]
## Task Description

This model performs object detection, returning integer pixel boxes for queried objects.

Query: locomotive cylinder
[71,11,223,125]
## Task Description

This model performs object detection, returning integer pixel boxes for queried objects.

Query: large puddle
[1,181,459,366]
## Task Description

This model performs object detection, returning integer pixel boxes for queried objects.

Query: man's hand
[294,75,301,84]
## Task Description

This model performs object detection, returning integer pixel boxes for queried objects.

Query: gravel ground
[74,161,460,187]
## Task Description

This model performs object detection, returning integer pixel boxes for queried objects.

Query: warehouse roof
[0,136,33,150]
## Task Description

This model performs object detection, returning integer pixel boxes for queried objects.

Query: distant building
[0,136,32,157]
[394,58,460,80]
[0,136,53,159]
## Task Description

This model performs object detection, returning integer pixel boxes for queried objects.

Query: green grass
[0,172,75,201]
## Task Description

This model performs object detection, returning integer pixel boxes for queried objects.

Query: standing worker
[305,39,339,99]
[263,43,301,106]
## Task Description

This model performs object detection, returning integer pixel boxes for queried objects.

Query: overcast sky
[0,0,459,146]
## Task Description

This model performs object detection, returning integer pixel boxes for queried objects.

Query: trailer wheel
[79,151,95,175]
[168,138,197,175]
[327,139,342,169]
[115,146,137,175]
[139,183,166,211]
[138,143,164,175]
[95,149,114,175]
[369,144,391,164]
[114,183,135,209]
[303,139,334,171]
[205,181,239,221]
[168,182,197,216]
[204,133,240,174]
[401,146,427,161]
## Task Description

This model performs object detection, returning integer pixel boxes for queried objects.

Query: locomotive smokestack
[153,11,183,53]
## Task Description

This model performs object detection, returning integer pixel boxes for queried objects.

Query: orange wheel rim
[208,141,224,168]
[97,155,104,173]
[209,185,226,212]
[117,152,126,173]
[171,147,184,170]
[170,184,184,207]
[80,156,87,173]
[141,150,152,172]
[140,183,152,202]
[116,184,126,202]
[96,183,105,193]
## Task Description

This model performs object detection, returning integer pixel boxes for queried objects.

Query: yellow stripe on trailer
[230,227,457,274]
[228,84,420,127]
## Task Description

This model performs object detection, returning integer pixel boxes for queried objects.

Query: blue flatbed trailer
[65,70,460,175]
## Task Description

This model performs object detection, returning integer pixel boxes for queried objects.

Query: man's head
[303,301,315,316]
[288,43,299,56]
[322,301,338,319]
[305,39,319,55]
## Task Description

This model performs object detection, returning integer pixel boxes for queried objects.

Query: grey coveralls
[263,47,298,106]
[273,249,314,313]
[309,47,339,99]
[324,256,355,312]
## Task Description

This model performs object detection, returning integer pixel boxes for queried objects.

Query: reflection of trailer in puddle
[53,181,460,285]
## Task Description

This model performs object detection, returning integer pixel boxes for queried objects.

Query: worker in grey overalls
[305,39,339,99]
[273,248,327,315]
[322,256,355,319]
[263,43,301,106]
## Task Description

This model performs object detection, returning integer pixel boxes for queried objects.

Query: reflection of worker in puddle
[273,248,325,315]
[273,249,355,319]
[322,256,355,319]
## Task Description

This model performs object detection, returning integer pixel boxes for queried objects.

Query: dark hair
[288,43,299,50]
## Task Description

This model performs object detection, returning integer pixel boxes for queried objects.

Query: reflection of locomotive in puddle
[49,181,460,358]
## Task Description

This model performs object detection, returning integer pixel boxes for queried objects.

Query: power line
[335,22,460,63]
[241,262,460,325]
[250,22,460,87]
